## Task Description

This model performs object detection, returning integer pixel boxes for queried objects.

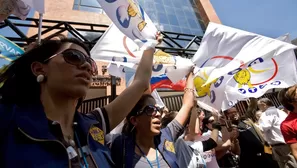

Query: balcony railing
[2,16,203,58]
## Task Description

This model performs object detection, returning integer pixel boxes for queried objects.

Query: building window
[138,0,205,36]
[73,0,104,14]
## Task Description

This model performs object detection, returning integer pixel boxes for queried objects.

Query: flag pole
[37,13,43,44]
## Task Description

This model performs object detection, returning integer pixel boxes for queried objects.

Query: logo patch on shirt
[89,126,104,145]
[164,140,175,153]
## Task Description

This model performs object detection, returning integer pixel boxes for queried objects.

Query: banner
[192,23,297,111]
[0,35,24,71]
[96,0,157,46]
[91,24,194,82]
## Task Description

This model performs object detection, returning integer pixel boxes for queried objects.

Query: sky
[210,0,297,40]
[0,10,34,39]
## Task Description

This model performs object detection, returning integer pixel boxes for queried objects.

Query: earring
[36,74,45,83]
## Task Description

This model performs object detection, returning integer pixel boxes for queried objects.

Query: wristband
[184,88,195,93]
[140,40,158,51]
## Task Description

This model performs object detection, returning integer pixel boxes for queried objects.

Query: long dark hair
[201,112,213,133]
[0,36,89,106]
[122,94,154,135]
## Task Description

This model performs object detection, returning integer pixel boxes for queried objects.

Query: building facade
[23,0,220,99]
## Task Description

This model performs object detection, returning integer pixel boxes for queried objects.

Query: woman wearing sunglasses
[0,34,161,167]
[108,71,195,168]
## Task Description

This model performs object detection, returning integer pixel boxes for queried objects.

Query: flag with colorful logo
[91,23,193,82]
[0,35,24,70]
[0,35,24,87]
[96,0,157,47]
[192,22,297,111]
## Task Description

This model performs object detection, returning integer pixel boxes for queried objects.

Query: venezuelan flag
[150,74,185,91]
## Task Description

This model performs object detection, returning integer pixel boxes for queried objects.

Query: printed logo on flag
[194,56,279,103]
[105,0,148,42]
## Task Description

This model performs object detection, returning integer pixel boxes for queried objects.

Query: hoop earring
[37,74,45,83]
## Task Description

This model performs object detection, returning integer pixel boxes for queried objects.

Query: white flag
[107,63,126,78]
[126,74,165,107]
[151,90,165,108]
[91,24,194,82]
[96,0,157,47]
[192,23,297,111]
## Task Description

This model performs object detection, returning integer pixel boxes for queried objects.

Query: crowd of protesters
[1,34,297,168]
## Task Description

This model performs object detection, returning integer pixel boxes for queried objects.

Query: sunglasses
[136,105,163,116]
[44,49,98,76]
[208,120,215,124]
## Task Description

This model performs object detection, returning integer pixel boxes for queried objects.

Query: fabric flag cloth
[0,35,24,87]
[107,63,126,78]
[91,24,194,83]
[266,34,294,94]
[0,0,44,21]
[192,22,297,111]
[150,74,185,91]
[126,74,166,108]
[0,35,24,70]
[151,89,165,108]
[96,0,157,47]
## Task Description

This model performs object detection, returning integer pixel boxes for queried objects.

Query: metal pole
[110,75,117,101]
[37,13,43,44]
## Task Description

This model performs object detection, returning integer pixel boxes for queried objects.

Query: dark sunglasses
[208,120,215,124]
[137,105,163,116]
[44,49,98,75]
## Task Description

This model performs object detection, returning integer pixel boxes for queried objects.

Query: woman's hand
[156,31,163,45]
[230,126,239,141]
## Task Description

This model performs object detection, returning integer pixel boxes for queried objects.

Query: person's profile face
[227,107,239,121]
[134,98,162,136]
[257,102,267,112]
[40,43,92,98]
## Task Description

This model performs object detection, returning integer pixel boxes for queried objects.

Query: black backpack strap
[110,134,125,168]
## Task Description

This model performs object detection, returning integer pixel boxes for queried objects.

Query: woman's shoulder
[0,103,16,132]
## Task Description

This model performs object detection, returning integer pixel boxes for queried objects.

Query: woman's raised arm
[104,34,162,130]
[174,71,195,126]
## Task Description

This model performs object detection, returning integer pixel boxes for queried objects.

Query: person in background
[199,113,240,168]
[258,98,289,168]
[224,98,279,168]
[161,104,220,168]
[215,122,240,168]
[255,110,262,126]
[278,105,290,115]
[0,33,161,167]
[108,71,195,168]
[198,107,205,135]
[278,86,297,167]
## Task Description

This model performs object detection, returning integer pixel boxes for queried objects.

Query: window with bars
[73,0,105,14]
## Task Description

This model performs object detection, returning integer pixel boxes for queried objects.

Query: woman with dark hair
[161,105,221,168]
[0,33,162,167]
[109,71,195,168]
